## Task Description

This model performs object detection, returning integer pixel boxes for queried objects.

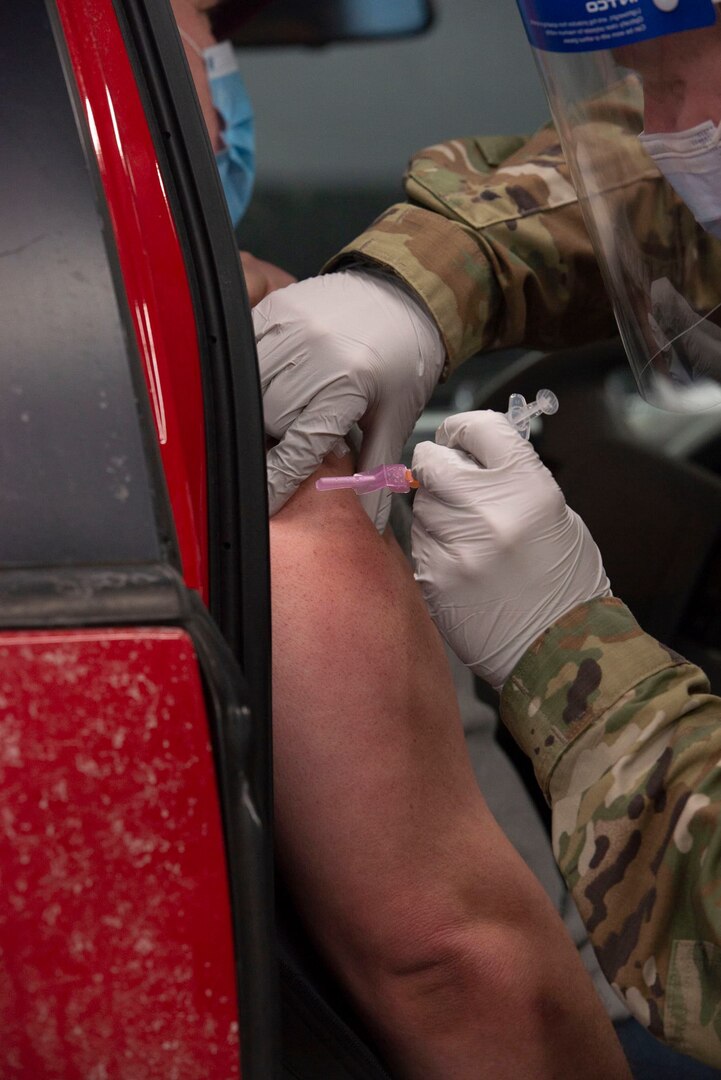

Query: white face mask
[640,121,721,240]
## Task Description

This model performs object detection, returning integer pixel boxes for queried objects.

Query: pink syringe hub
[316,463,419,495]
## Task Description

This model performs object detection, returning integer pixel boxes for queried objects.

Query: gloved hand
[411,411,611,691]
[254,269,446,532]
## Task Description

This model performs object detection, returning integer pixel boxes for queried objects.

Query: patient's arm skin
[269,451,630,1080]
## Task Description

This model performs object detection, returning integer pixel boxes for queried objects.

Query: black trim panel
[0,564,191,629]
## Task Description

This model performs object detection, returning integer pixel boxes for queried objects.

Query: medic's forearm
[324,125,617,372]
[501,597,721,1068]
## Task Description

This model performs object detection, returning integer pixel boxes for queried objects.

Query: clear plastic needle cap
[316,464,418,495]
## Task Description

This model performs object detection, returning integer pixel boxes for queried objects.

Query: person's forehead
[613,15,721,75]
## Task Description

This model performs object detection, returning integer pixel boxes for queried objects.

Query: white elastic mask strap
[178,25,204,58]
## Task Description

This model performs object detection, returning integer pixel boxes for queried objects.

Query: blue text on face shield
[204,41,256,226]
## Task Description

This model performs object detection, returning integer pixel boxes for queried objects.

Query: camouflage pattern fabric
[324,87,721,374]
[502,597,721,1069]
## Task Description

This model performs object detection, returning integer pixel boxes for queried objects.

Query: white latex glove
[254,269,446,532]
[411,411,611,691]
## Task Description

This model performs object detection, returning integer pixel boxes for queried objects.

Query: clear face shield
[515,0,721,412]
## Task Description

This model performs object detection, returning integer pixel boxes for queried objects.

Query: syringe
[505,388,558,439]
[315,389,559,495]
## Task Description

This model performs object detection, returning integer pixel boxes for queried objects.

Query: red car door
[0,1,275,1075]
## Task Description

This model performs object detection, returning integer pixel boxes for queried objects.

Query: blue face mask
[181,33,256,227]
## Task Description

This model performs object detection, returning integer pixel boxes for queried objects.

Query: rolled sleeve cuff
[323,203,501,373]
[500,597,685,799]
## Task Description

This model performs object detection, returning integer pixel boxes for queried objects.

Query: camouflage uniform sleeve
[501,597,721,1068]
[322,122,625,373]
